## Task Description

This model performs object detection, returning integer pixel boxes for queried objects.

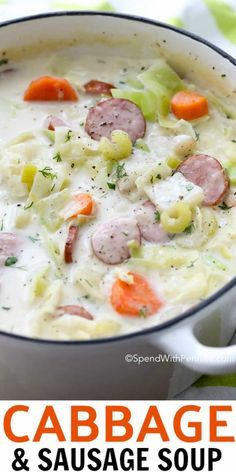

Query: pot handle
[155,322,236,375]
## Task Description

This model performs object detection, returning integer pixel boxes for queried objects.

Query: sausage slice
[84,80,114,96]
[45,114,68,131]
[64,225,79,264]
[85,98,146,142]
[0,232,22,266]
[91,217,141,265]
[55,305,93,320]
[136,201,169,243]
[178,154,229,206]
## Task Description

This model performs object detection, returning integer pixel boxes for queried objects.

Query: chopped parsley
[24,201,33,210]
[221,74,226,78]
[65,129,72,142]
[184,222,195,234]
[1,306,11,310]
[107,182,116,190]
[39,166,57,180]
[187,259,198,269]
[156,174,162,180]
[218,202,232,211]
[154,210,161,223]
[232,139,236,143]
[139,307,148,318]
[53,152,62,162]
[0,58,8,66]
[84,279,93,287]
[5,256,18,267]
[0,218,4,231]
[115,163,127,180]
[195,132,200,141]
[28,235,40,243]
[186,184,194,191]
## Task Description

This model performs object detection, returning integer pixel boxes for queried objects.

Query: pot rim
[1,10,236,346]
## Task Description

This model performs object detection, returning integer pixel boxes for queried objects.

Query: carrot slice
[111,272,163,317]
[24,76,78,101]
[84,79,114,96]
[63,193,93,220]
[171,91,208,120]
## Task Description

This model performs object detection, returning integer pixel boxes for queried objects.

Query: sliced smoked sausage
[0,232,22,266]
[177,154,229,206]
[136,201,169,243]
[64,225,79,264]
[85,98,146,142]
[84,80,114,96]
[91,217,141,265]
[55,305,93,320]
[45,115,68,131]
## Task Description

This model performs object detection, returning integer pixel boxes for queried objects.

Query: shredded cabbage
[207,91,236,119]
[29,171,53,203]
[175,207,218,248]
[28,266,50,300]
[54,127,99,163]
[41,226,64,268]
[112,88,157,121]
[128,244,199,270]
[74,266,106,300]
[112,59,183,122]
[35,189,70,232]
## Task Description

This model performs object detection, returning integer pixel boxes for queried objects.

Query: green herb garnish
[39,166,57,180]
[24,201,34,210]
[139,307,148,318]
[184,223,195,234]
[1,306,11,310]
[154,210,160,223]
[186,184,194,191]
[28,235,40,243]
[107,182,116,190]
[218,202,232,211]
[5,256,18,267]
[65,129,72,142]
[0,58,8,66]
[53,152,62,162]
[156,174,162,180]
[115,163,127,180]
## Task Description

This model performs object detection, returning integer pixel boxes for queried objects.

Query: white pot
[1,12,236,399]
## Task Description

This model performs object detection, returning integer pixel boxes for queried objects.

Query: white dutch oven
[1,12,236,399]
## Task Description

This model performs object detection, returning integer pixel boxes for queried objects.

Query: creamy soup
[0,46,236,340]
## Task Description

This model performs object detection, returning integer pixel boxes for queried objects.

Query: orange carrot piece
[111,272,163,317]
[171,91,208,120]
[24,76,78,101]
[63,193,93,220]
